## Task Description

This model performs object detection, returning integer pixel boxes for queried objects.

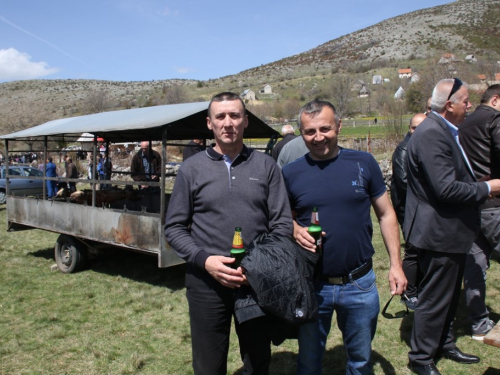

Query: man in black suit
[272,124,297,161]
[404,78,500,375]
[459,84,500,340]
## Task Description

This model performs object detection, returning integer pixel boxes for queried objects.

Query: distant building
[439,53,456,64]
[394,86,405,99]
[259,84,272,94]
[352,80,367,91]
[410,72,420,83]
[478,74,487,82]
[241,89,255,101]
[398,68,412,79]
[372,75,382,85]
[358,85,370,98]
[465,54,477,63]
[384,78,391,83]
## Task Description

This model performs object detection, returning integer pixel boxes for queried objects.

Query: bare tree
[477,53,499,86]
[83,90,111,114]
[405,60,453,113]
[329,75,354,118]
[164,85,187,104]
[383,99,407,141]
[2,100,58,151]
[283,99,301,120]
[247,102,273,121]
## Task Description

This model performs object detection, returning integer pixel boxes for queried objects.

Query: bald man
[390,113,426,309]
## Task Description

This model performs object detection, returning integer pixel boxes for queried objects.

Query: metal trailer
[1,101,278,273]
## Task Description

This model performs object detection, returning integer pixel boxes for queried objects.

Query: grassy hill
[0,0,499,136]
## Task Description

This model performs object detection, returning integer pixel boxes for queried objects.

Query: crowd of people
[164,84,499,375]
[3,82,498,374]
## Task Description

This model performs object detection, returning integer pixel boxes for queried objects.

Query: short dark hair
[207,92,246,118]
[481,84,500,104]
[47,156,53,162]
[298,99,340,129]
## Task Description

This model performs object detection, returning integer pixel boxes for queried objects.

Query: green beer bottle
[230,227,246,269]
[308,207,322,255]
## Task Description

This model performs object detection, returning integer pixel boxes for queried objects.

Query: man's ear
[445,100,454,113]
[491,95,499,109]
[207,117,213,131]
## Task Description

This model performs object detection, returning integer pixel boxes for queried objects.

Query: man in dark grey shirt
[165,92,292,375]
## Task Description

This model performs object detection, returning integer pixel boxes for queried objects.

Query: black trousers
[402,242,420,298]
[185,266,272,375]
[408,248,466,365]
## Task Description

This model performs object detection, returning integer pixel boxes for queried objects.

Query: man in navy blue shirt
[282,100,406,375]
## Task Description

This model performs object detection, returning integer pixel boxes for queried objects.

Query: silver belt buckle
[327,277,343,285]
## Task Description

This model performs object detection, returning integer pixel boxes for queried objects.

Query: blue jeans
[297,269,379,375]
[46,180,57,198]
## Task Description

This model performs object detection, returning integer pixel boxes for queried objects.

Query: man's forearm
[380,215,402,267]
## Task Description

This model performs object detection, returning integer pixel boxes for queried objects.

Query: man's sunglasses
[381,293,410,319]
[447,78,463,101]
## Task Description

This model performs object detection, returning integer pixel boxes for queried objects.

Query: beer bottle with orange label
[230,227,246,269]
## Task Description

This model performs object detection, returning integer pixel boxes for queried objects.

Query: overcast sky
[0,0,453,83]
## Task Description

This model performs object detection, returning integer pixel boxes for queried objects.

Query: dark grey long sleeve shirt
[165,145,293,269]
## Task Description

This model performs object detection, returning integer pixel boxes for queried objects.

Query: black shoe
[441,347,480,364]
[409,363,442,375]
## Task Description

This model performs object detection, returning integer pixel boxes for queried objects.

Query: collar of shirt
[432,111,484,189]
[433,111,459,142]
[206,144,250,161]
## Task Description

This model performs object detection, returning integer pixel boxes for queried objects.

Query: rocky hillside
[0,0,498,133]
[236,0,500,81]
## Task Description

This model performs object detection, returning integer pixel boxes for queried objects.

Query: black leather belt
[317,259,373,285]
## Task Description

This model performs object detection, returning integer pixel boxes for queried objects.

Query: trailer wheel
[0,189,6,205]
[55,235,87,273]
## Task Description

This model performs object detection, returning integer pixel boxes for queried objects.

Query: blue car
[0,165,45,204]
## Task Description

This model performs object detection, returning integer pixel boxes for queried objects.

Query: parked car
[0,165,45,204]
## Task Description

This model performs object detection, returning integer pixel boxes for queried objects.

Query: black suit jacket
[272,134,297,161]
[403,112,489,254]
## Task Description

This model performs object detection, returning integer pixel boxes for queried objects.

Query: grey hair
[430,79,469,112]
[298,100,341,129]
[281,124,295,135]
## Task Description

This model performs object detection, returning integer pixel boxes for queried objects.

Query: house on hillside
[410,72,420,83]
[358,85,370,98]
[465,54,477,63]
[398,68,412,79]
[259,84,272,94]
[352,80,367,91]
[478,74,487,82]
[372,75,382,85]
[439,53,455,64]
[241,89,256,101]
[394,86,405,99]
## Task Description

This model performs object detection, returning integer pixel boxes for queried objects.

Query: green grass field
[1,205,499,374]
